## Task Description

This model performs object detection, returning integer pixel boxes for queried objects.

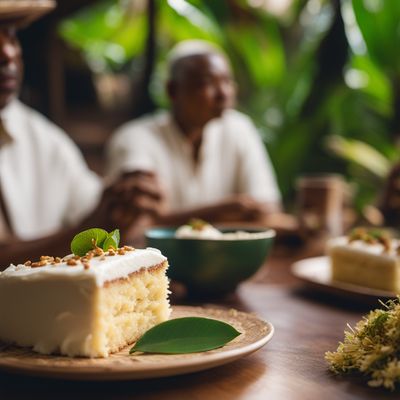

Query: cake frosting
[0,247,166,286]
[0,247,170,357]
[329,236,399,258]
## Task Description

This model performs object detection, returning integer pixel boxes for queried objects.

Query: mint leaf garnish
[130,317,241,354]
[103,229,120,251]
[71,228,108,256]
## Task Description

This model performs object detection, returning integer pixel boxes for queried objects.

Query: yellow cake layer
[329,242,400,292]
[0,261,170,357]
[94,262,171,356]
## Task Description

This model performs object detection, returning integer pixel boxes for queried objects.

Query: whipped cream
[175,224,274,241]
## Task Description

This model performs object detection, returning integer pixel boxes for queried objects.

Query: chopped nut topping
[40,256,54,262]
[31,260,47,268]
[364,236,377,245]
[22,242,136,270]
[188,218,208,231]
[93,247,104,257]
[348,227,393,253]
[348,228,370,243]
[123,245,135,251]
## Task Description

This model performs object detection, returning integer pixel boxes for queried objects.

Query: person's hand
[214,194,271,222]
[85,170,166,237]
[108,170,166,225]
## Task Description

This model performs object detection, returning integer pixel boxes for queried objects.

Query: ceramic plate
[0,306,273,381]
[291,256,397,301]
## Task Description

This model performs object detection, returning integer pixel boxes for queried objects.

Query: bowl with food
[145,219,275,296]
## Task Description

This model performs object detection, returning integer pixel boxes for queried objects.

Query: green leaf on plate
[102,229,120,251]
[70,228,108,256]
[129,317,241,354]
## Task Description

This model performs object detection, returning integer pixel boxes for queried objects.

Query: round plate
[291,256,397,300]
[0,306,273,381]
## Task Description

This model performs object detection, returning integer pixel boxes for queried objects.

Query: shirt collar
[167,111,224,167]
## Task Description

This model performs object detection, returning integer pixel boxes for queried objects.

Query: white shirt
[107,109,280,211]
[0,100,102,241]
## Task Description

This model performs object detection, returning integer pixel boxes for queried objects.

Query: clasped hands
[88,171,166,237]
[87,170,277,240]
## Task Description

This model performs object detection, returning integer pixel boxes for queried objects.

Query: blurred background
[19,0,400,216]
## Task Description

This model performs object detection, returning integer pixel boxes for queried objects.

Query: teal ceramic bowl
[145,227,275,295]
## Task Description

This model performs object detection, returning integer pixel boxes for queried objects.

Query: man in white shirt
[0,1,164,266]
[108,40,281,225]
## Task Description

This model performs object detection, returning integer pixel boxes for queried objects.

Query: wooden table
[1,240,399,400]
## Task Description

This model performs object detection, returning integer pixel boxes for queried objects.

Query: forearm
[156,205,226,226]
[156,199,282,226]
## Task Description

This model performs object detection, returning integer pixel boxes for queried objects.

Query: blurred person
[107,40,281,225]
[0,1,165,267]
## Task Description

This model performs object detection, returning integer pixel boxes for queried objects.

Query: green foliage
[130,317,241,354]
[71,228,120,256]
[102,229,121,251]
[352,0,400,77]
[59,0,146,72]
[59,0,400,211]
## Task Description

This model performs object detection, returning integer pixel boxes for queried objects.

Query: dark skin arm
[0,171,165,270]
[117,173,285,229]
[156,194,281,226]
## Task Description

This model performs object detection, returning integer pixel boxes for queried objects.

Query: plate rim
[0,305,274,381]
[291,256,397,299]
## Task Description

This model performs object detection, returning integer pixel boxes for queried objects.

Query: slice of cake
[0,246,170,358]
[328,229,400,292]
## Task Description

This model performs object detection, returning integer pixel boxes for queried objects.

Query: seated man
[0,2,164,267]
[107,40,281,225]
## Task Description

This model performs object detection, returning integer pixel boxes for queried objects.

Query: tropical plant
[59,0,400,211]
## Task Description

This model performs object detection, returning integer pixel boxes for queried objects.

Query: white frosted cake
[0,246,170,358]
[328,231,400,292]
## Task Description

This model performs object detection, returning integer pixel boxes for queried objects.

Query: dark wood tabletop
[1,239,399,400]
